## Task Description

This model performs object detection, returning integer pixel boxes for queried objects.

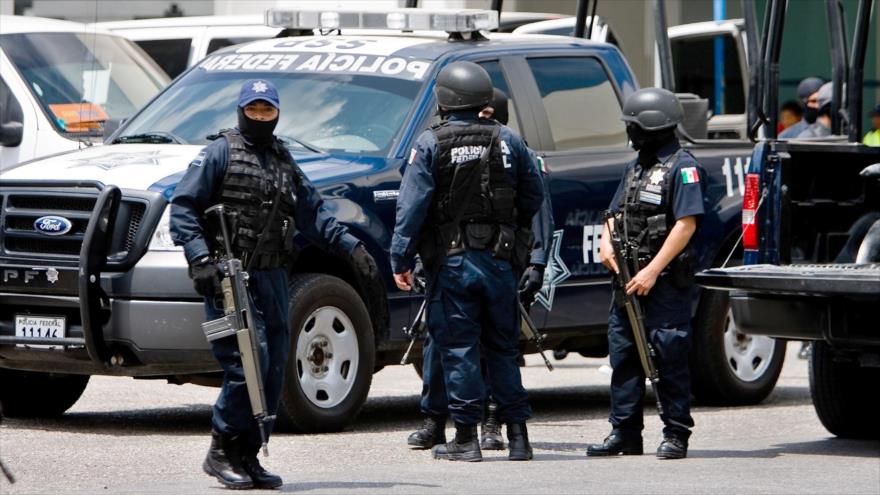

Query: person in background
[779,77,824,139]
[778,100,803,134]
[863,104,880,147]
[798,82,834,138]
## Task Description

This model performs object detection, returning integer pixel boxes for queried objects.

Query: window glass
[478,60,520,133]
[0,77,23,125]
[0,32,168,137]
[671,34,745,115]
[135,39,191,79]
[120,70,420,156]
[206,37,264,55]
[526,57,626,150]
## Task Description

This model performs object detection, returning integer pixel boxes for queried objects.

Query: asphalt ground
[1,345,878,495]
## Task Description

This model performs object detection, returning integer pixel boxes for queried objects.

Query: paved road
[2,346,878,495]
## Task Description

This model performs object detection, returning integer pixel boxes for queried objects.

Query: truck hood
[0,144,379,192]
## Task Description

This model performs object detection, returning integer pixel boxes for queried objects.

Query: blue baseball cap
[238,79,280,108]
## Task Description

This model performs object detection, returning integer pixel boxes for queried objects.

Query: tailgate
[697,263,880,296]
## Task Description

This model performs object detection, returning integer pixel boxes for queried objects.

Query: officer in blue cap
[171,79,378,489]
[392,62,544,462]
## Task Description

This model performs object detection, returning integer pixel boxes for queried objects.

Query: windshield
[0,32,168,137]
[118,60,422,155]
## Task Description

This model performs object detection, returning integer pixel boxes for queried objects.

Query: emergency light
[265,8,499,34]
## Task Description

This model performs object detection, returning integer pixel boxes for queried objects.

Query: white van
[0,16,169,169]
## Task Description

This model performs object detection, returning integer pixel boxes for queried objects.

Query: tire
[0,369,89,417]
[809,341,880,439]
[277,274,375,433]
[690,289,786,405]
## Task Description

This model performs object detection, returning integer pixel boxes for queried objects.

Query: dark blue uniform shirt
[529,150,554,267]
[609,139,707,327]
[391,111,545,274]
[170,133,359,263]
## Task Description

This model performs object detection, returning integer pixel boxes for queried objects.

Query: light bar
[266,8,499,33]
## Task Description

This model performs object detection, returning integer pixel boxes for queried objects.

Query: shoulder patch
[680,166,700,184]
[408,148,418,165]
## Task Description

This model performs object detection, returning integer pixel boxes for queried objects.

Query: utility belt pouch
[465,223,496,250]
[668,245,698,289]
[438,222,465,256]
[512,227,534,271]
[491,224,515,261]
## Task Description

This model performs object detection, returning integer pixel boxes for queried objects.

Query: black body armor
[213,130,298,269]
[419,120,518,263]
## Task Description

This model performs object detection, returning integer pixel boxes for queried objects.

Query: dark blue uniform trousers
[204,268,290,450]
[426,250,531,425]
[607,303,694,440]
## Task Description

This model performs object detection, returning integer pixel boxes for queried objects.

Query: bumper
[730,293,879,346]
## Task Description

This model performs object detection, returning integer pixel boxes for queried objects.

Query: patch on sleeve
[537,156,546,173]
[680,167,700,184]
[190,150,207,168]
[408,148,418,165]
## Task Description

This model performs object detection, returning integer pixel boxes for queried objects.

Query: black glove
[351,244,379,280]
[519,265,545,305]
[189,258,221,297]
[412,257,427,293]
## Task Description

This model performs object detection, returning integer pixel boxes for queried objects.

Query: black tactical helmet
[620,87,684,132]
[435,61,494,111]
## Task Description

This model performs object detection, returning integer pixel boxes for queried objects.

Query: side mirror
[676,93,709,140]
[0,121,23,147]
[103,117,126,141]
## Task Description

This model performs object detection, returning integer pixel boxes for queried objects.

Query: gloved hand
[189,258,221,297]
[519,265,545,305]
[351,244,379,280]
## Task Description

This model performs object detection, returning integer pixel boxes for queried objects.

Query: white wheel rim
[723,309,776,382]
[295,306,359,409]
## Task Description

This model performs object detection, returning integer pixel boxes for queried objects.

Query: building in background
[8,0,879,132]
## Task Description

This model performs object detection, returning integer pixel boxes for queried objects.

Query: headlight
[148,206,182,252]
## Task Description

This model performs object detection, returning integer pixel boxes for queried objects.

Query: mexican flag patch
[537,156,546,173]
[681,167,700,184]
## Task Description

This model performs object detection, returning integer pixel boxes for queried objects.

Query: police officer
[779,76,825,139]
[798,82,834,138]
[392,62,544,462]
[406,88,553,453]
[587,88,706,460]
[170,79,377,488]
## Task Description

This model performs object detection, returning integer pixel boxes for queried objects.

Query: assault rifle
[604,211,664,416]
[400,277,426,366]
[200,204,274,456]
[518,299,554,371]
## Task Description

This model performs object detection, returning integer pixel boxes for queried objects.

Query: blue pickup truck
[0,9,768,432]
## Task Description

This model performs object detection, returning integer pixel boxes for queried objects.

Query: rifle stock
[604,212,664,416]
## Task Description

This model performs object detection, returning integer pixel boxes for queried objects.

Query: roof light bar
[265,8,499,33]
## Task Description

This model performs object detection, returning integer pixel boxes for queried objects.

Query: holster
[668,245,698,289]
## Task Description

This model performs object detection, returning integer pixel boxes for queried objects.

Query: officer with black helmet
[171,79,378,488]
[392,62,544,462]
[587,88,706,460]
[406,87,554,453]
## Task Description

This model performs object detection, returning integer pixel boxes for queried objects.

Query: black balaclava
[237,106,278,147]
[804,106,819,124]
[491,88,509,126]
[627,123,674,153]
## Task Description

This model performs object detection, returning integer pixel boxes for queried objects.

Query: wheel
[809,341,879,439]
[277,274,375,433]
[0,369,89,417]
[690,289,786,405]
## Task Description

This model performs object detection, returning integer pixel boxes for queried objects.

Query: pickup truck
[0,8,768,432]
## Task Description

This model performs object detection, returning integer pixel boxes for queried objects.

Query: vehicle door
[508,53,635,333]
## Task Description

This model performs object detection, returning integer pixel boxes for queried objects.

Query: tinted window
[136,39,191,79]
[671,34,745,115]
[478,60,520,133]
[527,57,626,150]
[206,37,264,55]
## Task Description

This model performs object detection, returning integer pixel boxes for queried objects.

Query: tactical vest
[214,130,298,269]
[426,120,517,256]
[620,148,692,260]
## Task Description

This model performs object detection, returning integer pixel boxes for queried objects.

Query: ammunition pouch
[646,214,669,254]
[465,223,496,250]
[491,224,515,262]
[667,245,698,289]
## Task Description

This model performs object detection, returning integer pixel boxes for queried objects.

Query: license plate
[15,314,66,349]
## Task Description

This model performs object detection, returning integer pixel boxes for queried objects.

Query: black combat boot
[203,430,254,489]
[480,402,505,450]
[241,445,283,489]
[656,436,688,459]
[407,415,447,449]
[432,423,482,462]
[586,430,644,457]
[506,423,533,461]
